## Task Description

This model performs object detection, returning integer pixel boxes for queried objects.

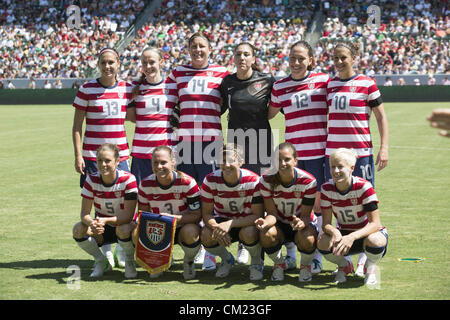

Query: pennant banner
[135,211,177,275]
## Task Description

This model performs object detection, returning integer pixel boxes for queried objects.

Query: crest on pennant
[146,220,165,245]
[308,83,315,90]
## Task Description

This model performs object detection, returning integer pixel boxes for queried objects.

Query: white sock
[180,241,201,263]
[101,243,112,254]
[76,237,104,261]
[300,250,315,266]
[243,242,262,265]
[323,253,348,268]
[205,245,230,262]
[117,239,135,261]
[365,247,384,271]
[285,241,297,259]
[267,247,284,265]
[357,252,367,265]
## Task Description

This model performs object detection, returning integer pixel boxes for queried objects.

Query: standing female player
[72,143,138,278]
[168,32,229,270]
[325,41,389,184]
[168,32,229,184]
[200,144,265,281]
[256,142,318,282]
[72,47,134,269]
[269,41,329,273]
[128,47,178,186]
[325,41,389,275]
[220,42,275,176]
[318,148,388,285]
[134,145,202,280]
[219,42,275,265]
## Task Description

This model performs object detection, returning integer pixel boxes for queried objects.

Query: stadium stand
[0,0,448,87]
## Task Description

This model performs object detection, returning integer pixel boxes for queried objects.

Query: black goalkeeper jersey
[220,71,275,175]
[220,71,275,130]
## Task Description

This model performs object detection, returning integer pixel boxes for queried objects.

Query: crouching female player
[133,145,202,280]
[200,143,265,281]
[72,143,138,278]
[318,148,388,285]
[256,142,318,282]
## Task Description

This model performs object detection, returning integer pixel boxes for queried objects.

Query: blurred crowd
[0,0,448,84]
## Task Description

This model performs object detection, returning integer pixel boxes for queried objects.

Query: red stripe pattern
[201,169,261,219]
[73,79,133,161]
[326,75,381,157]
[138,172,200,223]
[168,64,229,141]
[131,79,178,159]
[259,167,317,224]
[81,170,137,217]
[270,73,329,160]
[320,176,379,231]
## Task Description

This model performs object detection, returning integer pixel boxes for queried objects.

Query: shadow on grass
[0,259,365,289]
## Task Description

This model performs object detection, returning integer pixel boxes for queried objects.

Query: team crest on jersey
[146,220,165,245]
[350,197,358,205]
[114,191,122,198]
[294,191,301,198]
[173,193,180,200]
[238,190,246,197]
[118,92,124,99]
[207,71,213,77]
[254,82,262,90]
[350,86,357,93]
[308,83,315,90]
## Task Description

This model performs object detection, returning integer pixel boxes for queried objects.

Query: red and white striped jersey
[259,167,317,224]
[131,78,178,159]
[81,170,138,218]
[326,74,382,157]
[168,64,229,141]
[270,72,329,160]
[320,176,379,231]
[73,79,133,161]
[201,168,261,219]
[138,171,201,222]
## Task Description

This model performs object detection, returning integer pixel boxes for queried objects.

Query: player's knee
[72,222,87,239]
[259,226,278,248]
[179,224,200,245]
[317,233,331,251]
[296,226,317,251]
[365,232,386,248]
[239,226,258,244]
[116,223,132,239]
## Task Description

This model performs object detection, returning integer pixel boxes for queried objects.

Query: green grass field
[1,102,449,300]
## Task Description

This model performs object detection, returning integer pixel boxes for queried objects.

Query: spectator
[44,80,52,89]
[441,77,450,85]
[383,77,393,86]
[427,75,436,85]
[7,80,15,89]
[28,77,36,89]
[396,77,406,86]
